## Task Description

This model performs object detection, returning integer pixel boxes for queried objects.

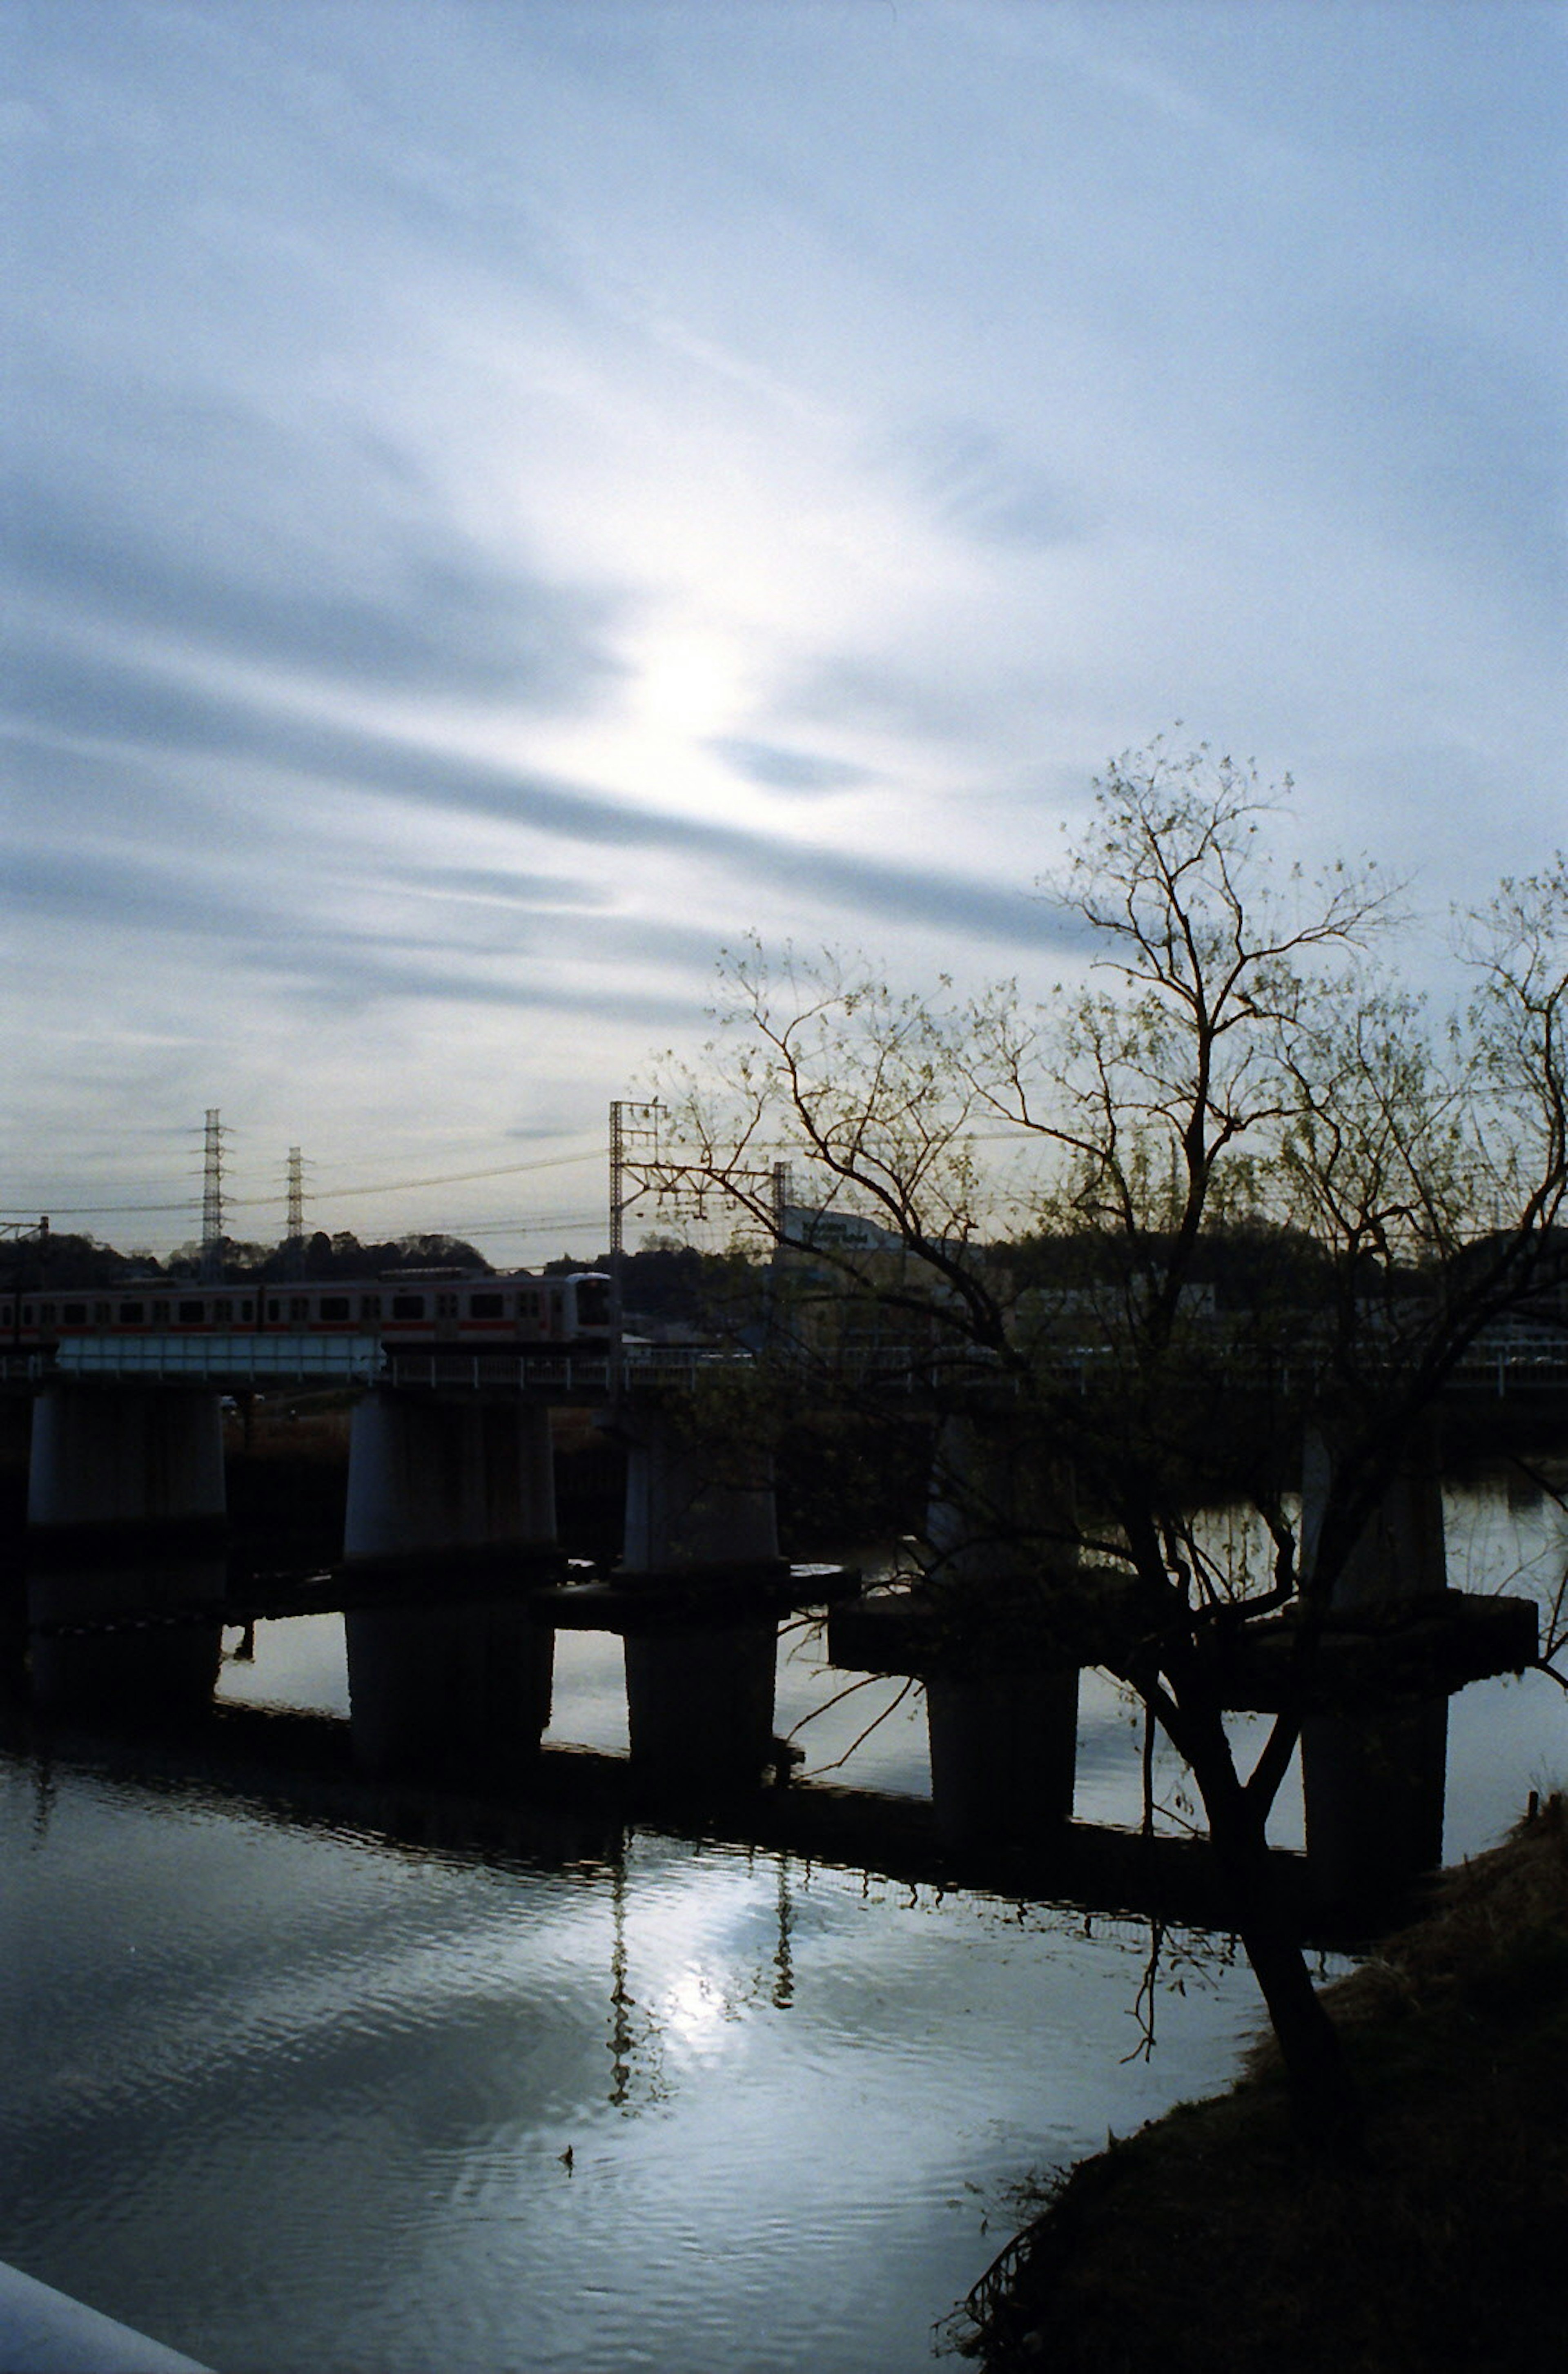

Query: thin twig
[804,1676,918,1775]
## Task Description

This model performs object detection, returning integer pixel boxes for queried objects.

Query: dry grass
[963,1798,1568,2374]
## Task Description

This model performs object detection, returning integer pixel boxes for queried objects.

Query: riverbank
[961,1792,1568,2374]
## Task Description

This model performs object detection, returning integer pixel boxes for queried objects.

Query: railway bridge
[3,1289,1562,1928]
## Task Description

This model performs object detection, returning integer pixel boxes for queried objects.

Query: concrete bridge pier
[1299,1423,1450,1922]
[342,1391,557,1778]
[617,1408,782,1786]
[24,1383,226,1722]
[922,1412,1080,1853]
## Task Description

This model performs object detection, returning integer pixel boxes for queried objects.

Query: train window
[436,1293,458,1319]
[239,1299,254,1321]
[390,1294,425,1321]
[177,1300,205,1323]
[469,1292,505,1319]
[61,1302,87,1325]
[120,1301,145,1324]
[152,1301,170,1324]
[575,1278,612,1328]
[266,1299,282,1323]
[289,1297,310,1323]
[94,1302,111,1325]
[319,1296,350,1321]
[360,1295,381,1322]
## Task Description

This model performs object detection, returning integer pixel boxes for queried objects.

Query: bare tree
[657,744,1568,2142]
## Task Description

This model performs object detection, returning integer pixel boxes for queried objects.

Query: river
[0,1464,1563,2373]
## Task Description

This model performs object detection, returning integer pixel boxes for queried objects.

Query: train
[2,1270,615,1352]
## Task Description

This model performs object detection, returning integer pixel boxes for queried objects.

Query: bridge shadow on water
[0,1599,1352,1952]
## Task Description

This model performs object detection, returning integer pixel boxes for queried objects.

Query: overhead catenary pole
[608,1100,664,1400]
[610,1100,625,1399]
[606,1104,796,1387]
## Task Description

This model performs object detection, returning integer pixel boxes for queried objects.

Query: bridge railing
[50,1334,386,1385]
[9,1323,1560,1400]
[381,1344,759,1393]
[1447,1330,1568,1394]
[621,1343,756,1384]
[770,1330,1568,1401]
[385,1350,615,1394]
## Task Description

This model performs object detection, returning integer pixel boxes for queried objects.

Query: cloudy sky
[3,0,1563,1262]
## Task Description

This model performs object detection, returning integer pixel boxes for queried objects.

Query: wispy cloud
[3,0,1561,1253]
[706,738,877,796]
[4,472,631,709]
[885,419,1091,552]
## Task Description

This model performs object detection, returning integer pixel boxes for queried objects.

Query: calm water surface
[1,1468,1563,2373]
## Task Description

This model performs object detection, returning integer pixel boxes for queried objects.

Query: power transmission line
[2,1145,602,1218]
[281,1150,598,1205]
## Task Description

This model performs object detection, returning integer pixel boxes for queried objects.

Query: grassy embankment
[962,1793,1568,2374]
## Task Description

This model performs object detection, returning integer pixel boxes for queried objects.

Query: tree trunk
[1179,1704,1363,2151]
[1228,1887,1361,2151]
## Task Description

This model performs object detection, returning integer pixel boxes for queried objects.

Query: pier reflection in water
[207,1459,1568,1861]
[1,1465,1562,2373]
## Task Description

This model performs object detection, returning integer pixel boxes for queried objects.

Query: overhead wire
[269,1149,601,1205]
[4,1122,1047,1233]
[2,1145,602,1219]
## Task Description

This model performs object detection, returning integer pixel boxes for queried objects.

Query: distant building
[777,1204,905,1256]
[772,1203,946,1363]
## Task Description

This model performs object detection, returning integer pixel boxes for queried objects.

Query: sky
[2,0,1564,1264]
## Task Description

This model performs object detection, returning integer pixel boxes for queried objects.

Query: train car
[0,1272,614,1353]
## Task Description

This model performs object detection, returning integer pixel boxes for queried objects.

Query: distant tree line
[4,1228,494,1287]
